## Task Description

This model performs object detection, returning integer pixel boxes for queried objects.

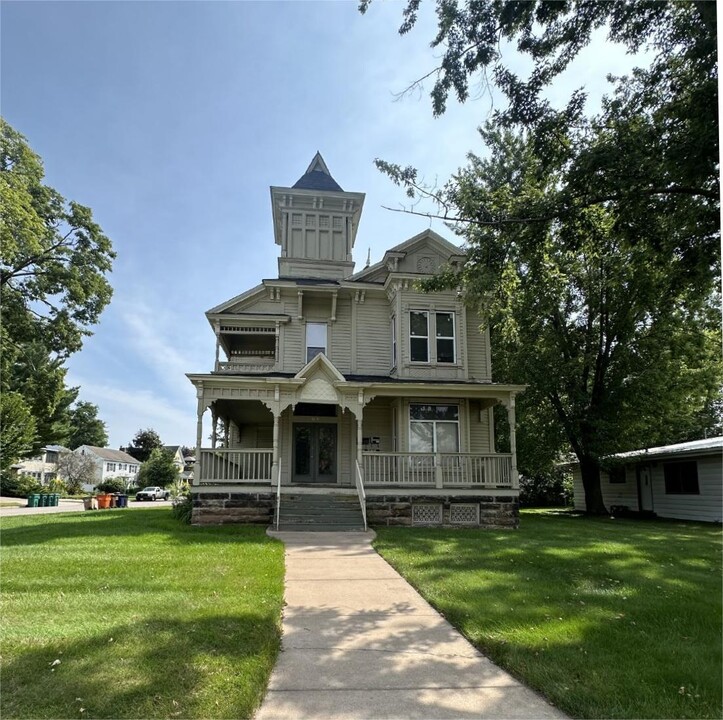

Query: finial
[365,248,371,268]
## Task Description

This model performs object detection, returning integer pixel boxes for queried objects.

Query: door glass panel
[317,425,336,477]
[294,427,311,476]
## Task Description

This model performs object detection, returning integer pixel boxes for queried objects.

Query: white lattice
[450,504,479,525]
[412,504,443,525]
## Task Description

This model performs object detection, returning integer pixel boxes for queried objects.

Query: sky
[1,0,648,450]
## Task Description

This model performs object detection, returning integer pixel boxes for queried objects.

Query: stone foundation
[366,495,519,529]
[191,492,274,525]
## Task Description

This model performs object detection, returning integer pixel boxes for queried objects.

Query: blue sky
[2,1,645,449]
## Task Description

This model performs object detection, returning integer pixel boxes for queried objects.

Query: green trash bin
[43,494,51,507]
[53,494,60,507]
[27,494,40,508]
[38,494,46,507]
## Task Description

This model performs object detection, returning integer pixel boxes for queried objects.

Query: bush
[95,478,126,494]
[0,473,42,498]
[519,469,573,507]
[45,478,68,496]
[169,478,192,524]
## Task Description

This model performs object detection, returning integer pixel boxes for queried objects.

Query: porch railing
[363,452,514,489]
[215,360,276,374]
[198,448,273,484]
[354,459,367,531]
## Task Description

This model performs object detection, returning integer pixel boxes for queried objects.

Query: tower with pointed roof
[270,152,365,280]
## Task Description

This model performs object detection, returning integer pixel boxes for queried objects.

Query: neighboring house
[74,446,142,492]
[186,153,524,528]
[163,446,186,474]
[570,437,723,523]
[11,445,66,485]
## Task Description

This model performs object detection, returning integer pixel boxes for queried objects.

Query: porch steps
[277,493,366,532]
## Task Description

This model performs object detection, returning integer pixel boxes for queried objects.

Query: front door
[639,465,653,511]
[293,423,337,484]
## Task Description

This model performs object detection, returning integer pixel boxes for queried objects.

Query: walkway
[257,531,565,720]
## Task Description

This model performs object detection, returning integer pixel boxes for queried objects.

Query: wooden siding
[572,455,722,522]
[466,313,491,381]
[330,296,352,373]
[356,294,392,375]
[468,400,493,454]
[362,398,395,452]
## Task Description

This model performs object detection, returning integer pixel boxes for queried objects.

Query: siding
[572,466,640,512]
[356,294,392,375]
[330,297,352,373]
[362,398,394,452]
[466,312,491,381]
[468,401,492,454]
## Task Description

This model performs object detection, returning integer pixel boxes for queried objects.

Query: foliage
[44,477,68,496]
[374,512,722,719]
[125,428,163,463]
[137,448,178,488]
[181,445,194,458]
[0,391,36,474]
[519,469,572,508]
[0,473,42,498]
[56,450,97,493]
[168,478,192,523]
[95,477,126,494]
[1,511,284,719]
[67,401,108,449]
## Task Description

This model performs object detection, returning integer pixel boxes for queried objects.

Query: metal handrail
[274,463,282,531]
[354,459,367,531]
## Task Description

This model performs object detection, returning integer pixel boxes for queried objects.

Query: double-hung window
[409,404,460,453]
[410,311,456,363]
[305,323,327,363]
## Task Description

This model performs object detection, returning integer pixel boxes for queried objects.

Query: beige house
[187,153,524,529]
[11,445,65,485]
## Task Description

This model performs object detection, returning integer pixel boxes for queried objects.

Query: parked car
[135,486,169,501]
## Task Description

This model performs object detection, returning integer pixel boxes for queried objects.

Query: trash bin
[116,494,128,508]
[27,494,40,508]
[52,494,60,507]
[82,497,94,510]
[96,494,112,509]
[39,494,49,507]
[109,494,118,508]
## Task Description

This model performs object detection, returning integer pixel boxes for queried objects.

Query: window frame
[409,311,429,363]
[435,311,456,364]
[663,460,700,495]
[391,315,397,369]
[408,403,460,454]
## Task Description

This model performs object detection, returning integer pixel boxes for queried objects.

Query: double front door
[293,423,337,484]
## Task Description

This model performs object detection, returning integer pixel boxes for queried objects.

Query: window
[129,465,137,474]
[409,404,459,453]
[410,311,429,362]
[46,451,58,463]
[306,323,327,362]
[664,461,699,494]
[106,462,116,472]
[436,312,455,363]
[608,466,626,484]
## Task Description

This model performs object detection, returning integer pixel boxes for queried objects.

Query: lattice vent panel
[450,504,480,525]
[412,504,443,525]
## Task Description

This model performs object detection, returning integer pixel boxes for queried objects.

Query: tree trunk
[579,454,607,515]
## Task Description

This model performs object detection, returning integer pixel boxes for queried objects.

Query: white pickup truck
[135,486,170,501]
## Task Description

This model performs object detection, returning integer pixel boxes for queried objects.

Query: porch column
[211,406,218,449]
[271,410,281,487]
[507,394,519,488]
[356,414,363,466]
[194,396,205,486]
[214,322,220,371]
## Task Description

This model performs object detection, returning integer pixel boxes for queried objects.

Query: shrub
[45,478,68,496]
[95,477,126,494]
[519,469,573,507]
[0,473,42,498]
[169,478,192,523]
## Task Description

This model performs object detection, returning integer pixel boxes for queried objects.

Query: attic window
[306,323,327,362]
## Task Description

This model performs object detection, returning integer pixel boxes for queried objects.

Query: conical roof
[292,151,343,192]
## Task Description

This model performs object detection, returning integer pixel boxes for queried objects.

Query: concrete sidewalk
[257,531,564,720]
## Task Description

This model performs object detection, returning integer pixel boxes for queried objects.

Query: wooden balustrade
[198,449,273,483]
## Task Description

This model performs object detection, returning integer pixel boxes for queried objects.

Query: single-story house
[571,437,722,522]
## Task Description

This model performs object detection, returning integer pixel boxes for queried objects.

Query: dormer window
[306,323,327,362]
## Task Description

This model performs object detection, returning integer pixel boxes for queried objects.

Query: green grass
[373,510,722,719]
[1,509,284,719]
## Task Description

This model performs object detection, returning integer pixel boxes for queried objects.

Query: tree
[0,391,37,475]
[67,401,109,449]
[1,118,115,467]
[56,449,98,495]
[137,448,179,488]
[125,428,163,463]
[397,126,720,513]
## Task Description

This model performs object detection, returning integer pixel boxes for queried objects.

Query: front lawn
[1,509,284,719]
[373,510,722,719]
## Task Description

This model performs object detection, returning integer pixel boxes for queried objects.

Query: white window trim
[391,315,397,369]
[409,310,429,363]
[409,310,458,365]
[305,322,328,363]
[408,403,460,454]
[435,311,456,364]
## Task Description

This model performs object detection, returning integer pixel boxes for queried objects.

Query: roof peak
[304,151,331,176]
[292,151,343,192]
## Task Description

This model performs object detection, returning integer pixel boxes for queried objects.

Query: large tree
[56,450,98,495]
[125,428,163,463]
[67,402,109,450]
[137,448,179,489]
[0,118,115,464]
[362,0,720,512]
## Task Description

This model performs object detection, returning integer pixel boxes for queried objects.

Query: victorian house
[187,153,523,529]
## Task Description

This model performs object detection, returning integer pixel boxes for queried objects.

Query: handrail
[274,463,282,531]
[354,459,367,531]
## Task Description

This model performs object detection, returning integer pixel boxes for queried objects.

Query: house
[74,446,142,492]
[186,153,524,528]
[570,437,723,522]
[162,445,186,474]
[11,445,66,485]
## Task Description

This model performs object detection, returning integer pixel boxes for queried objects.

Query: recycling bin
[116,494,128,508]
[27,494,40,508]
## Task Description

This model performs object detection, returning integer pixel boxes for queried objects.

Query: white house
[74,446,141,492]
[186,153,524,529]
[571,437,723,523]
[11,445,66,485]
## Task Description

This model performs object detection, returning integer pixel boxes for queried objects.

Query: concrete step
[277,523,367,532]
[278,493,365,532]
